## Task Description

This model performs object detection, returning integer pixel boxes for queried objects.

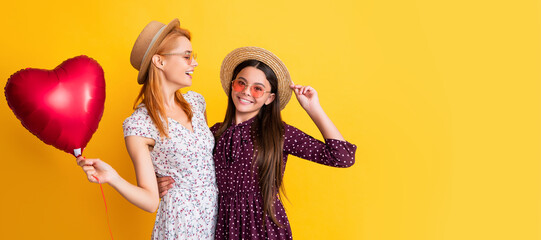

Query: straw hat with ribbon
[220,46,292,111]
[130,19,180,84]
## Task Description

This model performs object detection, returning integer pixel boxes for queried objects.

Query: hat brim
[137,19,180,84]
[220,47,292,111]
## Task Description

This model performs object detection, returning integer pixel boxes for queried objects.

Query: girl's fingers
[158,178,174,187]
[290,83,317,96]
[159,182,174,198]
[292,87,300,96]
[159,190,168,198]
[157,177,166,184]
[158,176,174,183]
[290,85,311,95]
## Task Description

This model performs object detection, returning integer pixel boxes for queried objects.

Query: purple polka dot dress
[210,117,357,239]
[123,91,218,239]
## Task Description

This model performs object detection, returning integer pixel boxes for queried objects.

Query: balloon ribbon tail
[93,176,114,240]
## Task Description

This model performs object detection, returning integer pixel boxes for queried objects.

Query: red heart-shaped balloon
[5,55,105,156]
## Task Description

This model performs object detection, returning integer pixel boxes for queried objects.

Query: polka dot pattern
[211,118,357,239]
[123,91,218,240]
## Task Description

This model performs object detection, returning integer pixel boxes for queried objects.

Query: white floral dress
[123,91,218,240]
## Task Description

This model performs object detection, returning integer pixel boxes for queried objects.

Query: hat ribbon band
[140,25,167,69]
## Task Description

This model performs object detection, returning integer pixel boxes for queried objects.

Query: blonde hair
[134,27,193,138]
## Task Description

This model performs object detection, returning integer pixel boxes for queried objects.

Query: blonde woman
[76,19,218,239]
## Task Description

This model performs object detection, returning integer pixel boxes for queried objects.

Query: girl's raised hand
[76,156,118,184]
[290,82,320,113]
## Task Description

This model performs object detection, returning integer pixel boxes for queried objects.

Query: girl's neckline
[232,116,256,127]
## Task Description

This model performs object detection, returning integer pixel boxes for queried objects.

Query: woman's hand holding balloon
[76,156,119,184]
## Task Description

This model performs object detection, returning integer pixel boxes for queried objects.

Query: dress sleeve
[197,92,207,114]
[209,122,222,135]
[186,91,206,114]
[283,124,356,168]
[123,108,159,142]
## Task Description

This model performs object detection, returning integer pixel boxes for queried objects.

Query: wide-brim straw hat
[220,46,292,111]
[130,19,180,84]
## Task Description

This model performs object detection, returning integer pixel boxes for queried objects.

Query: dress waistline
[170,183,217,190]
[219,191,259,196]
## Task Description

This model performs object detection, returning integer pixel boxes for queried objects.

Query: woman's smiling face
[160,36,198,88]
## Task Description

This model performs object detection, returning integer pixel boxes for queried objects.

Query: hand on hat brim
[290,81,320,112]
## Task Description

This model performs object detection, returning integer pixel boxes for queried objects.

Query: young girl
[76,19,218,239]
[159,46,357,239]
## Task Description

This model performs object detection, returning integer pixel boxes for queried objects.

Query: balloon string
[93,176,114,240]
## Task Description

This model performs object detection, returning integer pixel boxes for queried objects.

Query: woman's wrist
[107,171,122,187]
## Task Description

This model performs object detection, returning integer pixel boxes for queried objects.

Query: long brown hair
[133,27,193,138]
[215,60,286,227]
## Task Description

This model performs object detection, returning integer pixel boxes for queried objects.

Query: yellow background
[0,0,539,239]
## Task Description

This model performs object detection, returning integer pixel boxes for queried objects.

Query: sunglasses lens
[231,80,269,98]
[251,86,265,98]
[232,80,245,92]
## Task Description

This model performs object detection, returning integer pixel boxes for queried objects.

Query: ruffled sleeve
[196,92,207,114]
[184,91,206,114]
[283,123,356,167]
[123,106,159,142]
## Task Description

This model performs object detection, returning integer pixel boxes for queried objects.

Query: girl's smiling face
[231,66,275,122]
